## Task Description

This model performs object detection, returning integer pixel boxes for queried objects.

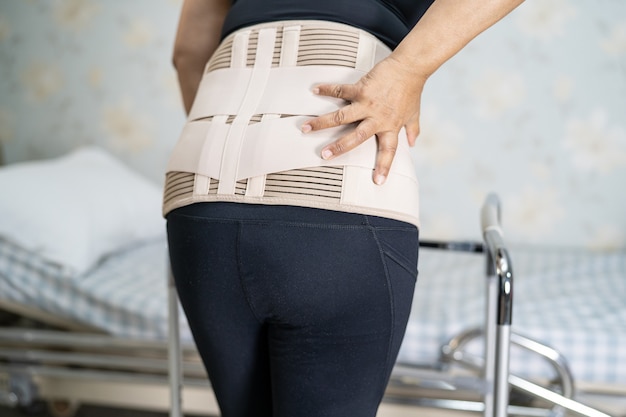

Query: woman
[164,1,523,416]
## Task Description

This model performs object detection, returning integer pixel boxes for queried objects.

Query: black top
[221,0,436,49]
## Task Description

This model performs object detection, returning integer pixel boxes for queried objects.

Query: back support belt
[163,20,420,227]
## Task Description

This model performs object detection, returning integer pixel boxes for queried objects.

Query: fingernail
[374,174,386,185]
[312,87,320,94]
[321,149,333,160]
[301,124,312,133]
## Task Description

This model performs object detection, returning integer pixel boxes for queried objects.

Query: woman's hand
[300,0,524,185]
[301,56,427,185]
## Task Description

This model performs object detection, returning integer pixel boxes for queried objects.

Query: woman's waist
[163,20,419,226]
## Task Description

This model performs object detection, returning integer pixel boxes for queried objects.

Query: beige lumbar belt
[165,23,420,227]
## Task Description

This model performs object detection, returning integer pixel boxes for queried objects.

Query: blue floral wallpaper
[1,0,625,249]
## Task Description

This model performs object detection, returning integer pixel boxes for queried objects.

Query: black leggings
[167,202,419,417]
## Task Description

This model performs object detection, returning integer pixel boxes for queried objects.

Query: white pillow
[0,146,165,275]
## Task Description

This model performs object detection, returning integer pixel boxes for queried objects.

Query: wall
[1,0,625,249]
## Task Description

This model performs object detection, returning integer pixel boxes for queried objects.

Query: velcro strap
[167,115,417,182]
[187,66,367,122]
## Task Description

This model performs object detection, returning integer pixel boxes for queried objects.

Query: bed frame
[0,194,619,417]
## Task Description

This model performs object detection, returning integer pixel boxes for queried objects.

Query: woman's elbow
[172,41,215,72]
[172,46,191,70]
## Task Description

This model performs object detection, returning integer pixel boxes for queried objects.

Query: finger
[404,113,420,147]
[313,83,359,101]
[302,104,363,132]
[320,118,377,160]
[373,131,398,185]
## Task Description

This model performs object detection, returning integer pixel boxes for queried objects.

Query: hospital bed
[0,152,624,416]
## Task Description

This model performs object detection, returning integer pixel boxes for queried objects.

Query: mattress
[1,237,624,385]
[0,236,191,342]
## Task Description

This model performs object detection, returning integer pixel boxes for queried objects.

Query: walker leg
[168,267,183,417]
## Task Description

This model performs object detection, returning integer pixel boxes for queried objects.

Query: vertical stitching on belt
[218,28,277,195]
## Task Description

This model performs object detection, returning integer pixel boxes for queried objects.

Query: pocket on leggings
[371,227,419,281]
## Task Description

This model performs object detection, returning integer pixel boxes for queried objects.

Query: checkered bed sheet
[0,237,191,341]
[1,237,624,384]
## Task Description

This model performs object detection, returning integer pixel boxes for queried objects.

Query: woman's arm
[302,0,524,185]
[173,0,231,115]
